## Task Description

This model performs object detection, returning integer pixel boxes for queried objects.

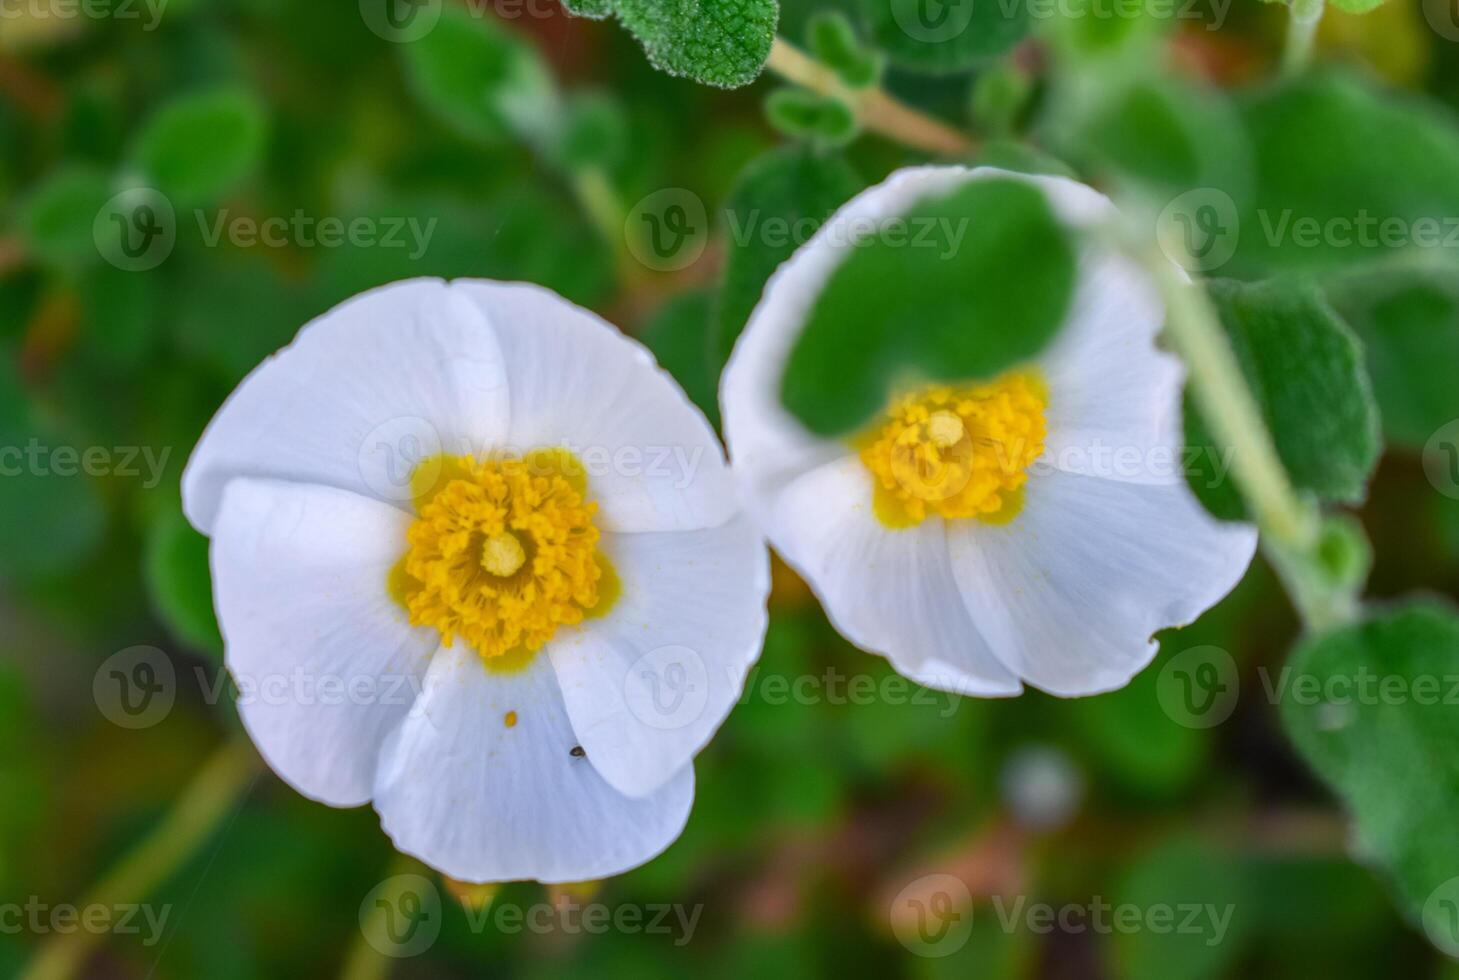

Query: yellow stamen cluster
[395,451,606,661]
[858,371,1047,528]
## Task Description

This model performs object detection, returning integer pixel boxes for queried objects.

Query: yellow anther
[390,450,615,662]
[858,371,1047,528]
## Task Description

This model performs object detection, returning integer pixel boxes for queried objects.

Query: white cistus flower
[721,167,1256,698]
[184,278,768,883]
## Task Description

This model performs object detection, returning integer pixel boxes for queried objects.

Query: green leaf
[1281,601,1459,941]
[781,176,1076,436]
[1325,266,1459,452]
[1328,0,1387,11]
[971,62,1033,137]
[712,147,864,370]
[1231,70,1459,275]
[546,91,630,174]
[1184,278,1381,521]
[806,10,881,88]
[0,361,106,581]
[1110,836,1250,980]
[131,88,267,206]
[79,262,158,367]
[764,89,858,147]
[1060,75,1251,201]
[858,0,1030,74]
[562,0,778,89]
[638,289,721,430]
[400,5,558,146]
[17,167,111,267]
[144,509,222,656]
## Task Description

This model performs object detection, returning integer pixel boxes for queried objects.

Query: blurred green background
[4,0,1459,977]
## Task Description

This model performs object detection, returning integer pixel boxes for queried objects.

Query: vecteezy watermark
[0,0,167,30]
[1158,187,1459,273]
[358,0,557,42]
[1424,0,1459,42]
[1258,664,1459,709]
[888,0,1231,42]
[739,664,963,717]
[360,875,443,958]
[625,646,711,732]
[94,190,438,271]
[890,874,974,957]
[1157,188,1241,273]
[94,646,177,730]
[1156,646,1240,729]
[0,439,171,489]
[95,187,176,272]
[358,874,702,958]
[195,210,437,260]
[1424,419,1459,501]
[355,417,711,504]
[1424,876,1459,959]
[0,899,171,946]
[627,188,709,272]
[724,206,973,261]
[985,895,1235,946]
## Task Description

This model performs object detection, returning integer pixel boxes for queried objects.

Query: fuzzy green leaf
[712,147,865,370]
[781,176,1076,436]
[131,88,267,207]
[1184,278,1381,521]
[857,0,1030,74]
[400,5,558,145]
[562,0,778,89]
[144,509,222,656]
[1281,601,1459,948]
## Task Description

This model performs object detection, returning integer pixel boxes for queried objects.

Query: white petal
[452,280,736,533]
[771,456,1022,696]
[183,279,510,534]
[546,514,770,797]
[1036,232,1187,486]
[210,478,436,807]
[372,645,694,883]
[948,469,1257,697]
[720,165,1126,521]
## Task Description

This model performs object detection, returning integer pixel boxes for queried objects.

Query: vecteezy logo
[94,646,177,730]
[625,189,707,272]
[1424,876,1459,958]
[94,188,176,272]
[624,646,709,731]
[1423,420,1459,501]
[1156,188,1239,273]
[358,416,445,503]
[892,0,976,43]
[360,874,442,958]
[1424,0,1459,42]
[1157,645,1239,729]
[890,873,973,957]
[359,0,442,42]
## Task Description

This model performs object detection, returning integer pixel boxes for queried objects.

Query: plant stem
[1141,247,1359,631]
[1146,254,1314,548]
[1282,0,1325,76]
[765,38,974,157]
[20,736,262,980]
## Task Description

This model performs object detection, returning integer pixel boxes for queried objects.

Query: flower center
[390,449,617,663]
[857,370,1047,528]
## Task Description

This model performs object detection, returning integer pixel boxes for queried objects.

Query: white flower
[721,167,1256,698]
[184,278,768,883]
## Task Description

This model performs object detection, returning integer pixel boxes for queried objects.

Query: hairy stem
[765,38,974,157]
[1282,0,1325,76]
[1143,248,1356,631]
[20,736,262,980]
